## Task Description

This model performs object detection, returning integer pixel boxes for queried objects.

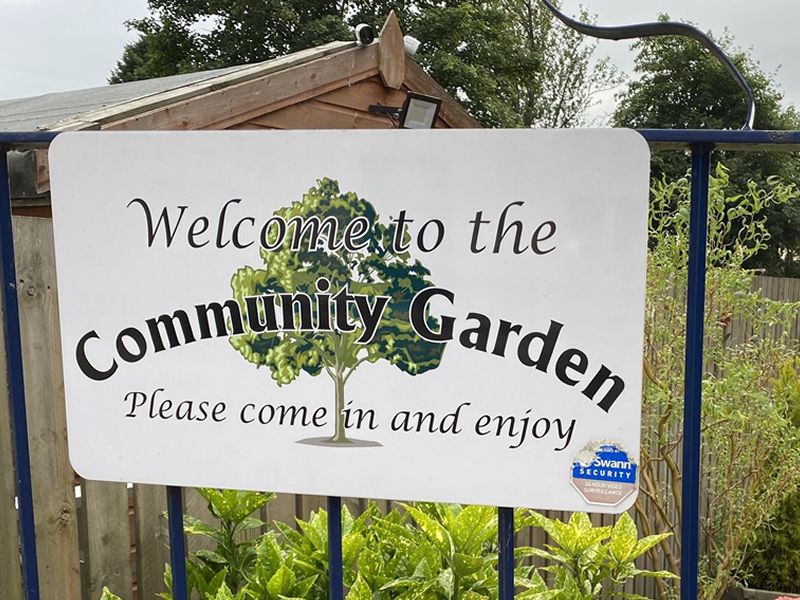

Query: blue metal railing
[166,486,188,598]
[2,128,799,600]
[327,496,344,600]
[0,137,43,600]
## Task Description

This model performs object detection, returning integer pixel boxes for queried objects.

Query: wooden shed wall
[229,75,450,130]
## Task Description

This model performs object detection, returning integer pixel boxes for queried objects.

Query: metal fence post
[0,146,41,600]
[680,143,713,600]
[328,496,344,600]
[498,507,515,599]
[167,486,188,600]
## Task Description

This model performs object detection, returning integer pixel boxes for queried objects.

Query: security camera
[403,35,421,56]
[355,24,375,47]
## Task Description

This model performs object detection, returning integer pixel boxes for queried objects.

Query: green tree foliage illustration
[229,178,444,443]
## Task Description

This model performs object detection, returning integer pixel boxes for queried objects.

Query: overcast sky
[1,0,798,123]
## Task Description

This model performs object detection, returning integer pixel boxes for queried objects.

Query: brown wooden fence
[2,215,799,600]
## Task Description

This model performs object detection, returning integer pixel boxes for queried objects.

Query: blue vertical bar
[498,507,514,599]
[680,144,712,600]
[0,147,41,600]
[327,496,343,600]
[167,486,188,600]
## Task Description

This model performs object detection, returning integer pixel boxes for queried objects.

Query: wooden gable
[54,13,477,134]
[20,13,477,203]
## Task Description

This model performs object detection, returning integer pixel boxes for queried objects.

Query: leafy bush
[743,490,800,593]
[272,501,375,596]
[159,488,275,599]
[152,490,672,600]
[742,360,800,593]
[522,512,674,599]
[641,165,800,599]
[100,588,121,600]
[359,503,524,599]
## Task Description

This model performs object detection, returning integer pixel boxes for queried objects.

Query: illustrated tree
[230,178,445,443]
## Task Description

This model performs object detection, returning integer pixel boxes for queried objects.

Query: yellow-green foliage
[743,361,800,594]
[641,164,800,600]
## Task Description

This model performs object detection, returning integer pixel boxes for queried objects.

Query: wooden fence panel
[83,481,133,599]
[184,489,215,553]
[266,493,297,529]
[296,495,327,520]
[14,216,81,599]
[0,275,23,599]
[343,497,364,518]
[133,485,169,600]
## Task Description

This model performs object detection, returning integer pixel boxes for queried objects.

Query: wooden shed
[0,14,477,600]
[2,13,478,217]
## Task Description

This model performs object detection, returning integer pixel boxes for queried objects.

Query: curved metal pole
[540,0,756,130]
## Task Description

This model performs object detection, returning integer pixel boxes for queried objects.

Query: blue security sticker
[570,442,638,506]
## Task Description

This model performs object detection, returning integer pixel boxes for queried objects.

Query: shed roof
[0,66,248,132]
[0,42,355,132]
[1,14,478,135]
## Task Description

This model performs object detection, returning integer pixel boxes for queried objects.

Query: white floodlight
[398,92,442,129]
[368,91,442,129]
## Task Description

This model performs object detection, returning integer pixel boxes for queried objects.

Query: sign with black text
[50,129,649,512]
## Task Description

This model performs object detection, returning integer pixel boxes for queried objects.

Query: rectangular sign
[49,129,649,512]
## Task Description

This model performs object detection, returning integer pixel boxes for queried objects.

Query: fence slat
[343,497,363,517]
[184,489,215,553]
[84,481,133,599]
[0,281,23,600]
[133,484,169,600]
[14,216,81,598]
[296,495,327,520]
[266,493,297,528]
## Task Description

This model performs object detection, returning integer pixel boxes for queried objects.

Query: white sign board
[49,129,649,512]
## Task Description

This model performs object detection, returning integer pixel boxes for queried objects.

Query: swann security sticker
[571,442,638,506]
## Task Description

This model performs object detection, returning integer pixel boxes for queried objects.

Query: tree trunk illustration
[330,373,348,443]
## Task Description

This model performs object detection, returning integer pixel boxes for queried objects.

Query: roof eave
[46,41,356,132]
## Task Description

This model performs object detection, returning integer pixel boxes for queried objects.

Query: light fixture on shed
[369,91,442,129]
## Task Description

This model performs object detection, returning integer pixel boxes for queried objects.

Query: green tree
[110,16,199,83]
[229,178,444,443]
[401,0,538,128]
[110,0,617,129]
[404,0,620,128]
[613,16,800,276]
[110,0,352,82]
[497,0,622,127]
